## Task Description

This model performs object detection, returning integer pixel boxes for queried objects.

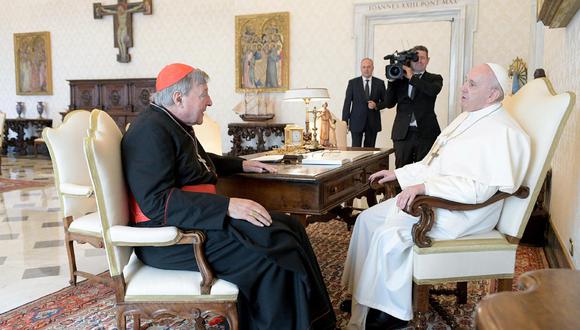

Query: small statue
[317,102,335,147]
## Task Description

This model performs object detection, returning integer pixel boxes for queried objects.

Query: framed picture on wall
[14,31,53,95]
[235,12,289,93]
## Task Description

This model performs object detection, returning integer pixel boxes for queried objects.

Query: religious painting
[235,12,289,93]
[14,32,52,95]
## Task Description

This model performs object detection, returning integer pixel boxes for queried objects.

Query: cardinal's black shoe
[339,299,352,313]
[365,308,408,330]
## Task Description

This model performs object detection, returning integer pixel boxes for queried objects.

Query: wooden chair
[0,111,5,174]
[84,109,239,330]
[375,78,575,328]
[42,110,108,286]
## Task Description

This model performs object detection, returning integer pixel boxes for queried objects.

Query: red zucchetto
[155,63,195,92]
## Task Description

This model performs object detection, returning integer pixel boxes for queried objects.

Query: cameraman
[342,58,388,147]
[385,45,443,168]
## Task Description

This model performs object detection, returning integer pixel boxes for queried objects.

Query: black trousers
[135,213,336,330]
[351,129,378,148]
[393,127,436,168]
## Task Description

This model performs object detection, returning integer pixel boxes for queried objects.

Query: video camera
[384,49,419,80]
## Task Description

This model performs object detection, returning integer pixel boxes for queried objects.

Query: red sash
[130,184,217,223]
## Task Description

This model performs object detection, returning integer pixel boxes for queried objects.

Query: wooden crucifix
[93,0,152,63]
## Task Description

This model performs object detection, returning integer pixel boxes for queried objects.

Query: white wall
[543,11,580,268]
[1,0,575,264]
[0,0,533,154]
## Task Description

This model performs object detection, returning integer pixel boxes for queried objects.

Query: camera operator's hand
[403,65,413,80]
[368,100,377,110]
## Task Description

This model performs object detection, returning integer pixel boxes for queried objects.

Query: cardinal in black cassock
[121,63,336,330]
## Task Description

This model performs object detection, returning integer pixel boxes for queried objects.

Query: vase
[16,102,25,118]
[37,101,44,118]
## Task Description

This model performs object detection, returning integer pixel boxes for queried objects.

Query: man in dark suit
[385,45,443,168]
[342,58,388,147]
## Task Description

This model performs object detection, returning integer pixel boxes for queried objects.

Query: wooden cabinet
[67,78,155,130]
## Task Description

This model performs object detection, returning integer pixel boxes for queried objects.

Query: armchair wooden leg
[413,283,430,330]
[225,303,239,330]
[132,313,140,330]
[456,281,468,304]
[63,217,78,286]
[194,316,205,330]
[498,278,513,292]
[117,309,127,330]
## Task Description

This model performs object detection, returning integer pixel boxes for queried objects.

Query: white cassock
[341,103,530,329]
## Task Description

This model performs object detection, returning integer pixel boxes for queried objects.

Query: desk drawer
[323,169,365,204]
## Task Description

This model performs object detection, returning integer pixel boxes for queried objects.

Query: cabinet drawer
[323,169,366,204]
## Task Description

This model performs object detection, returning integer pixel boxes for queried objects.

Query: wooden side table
[476,269,580,329]
[227,122,289,156]
[2,118,53,155]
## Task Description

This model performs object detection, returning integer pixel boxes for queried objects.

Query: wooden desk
[217,148,393,226]
[476,269,580,330]
[2,118,53,155]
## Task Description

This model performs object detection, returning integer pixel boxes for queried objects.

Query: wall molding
[544,218,575,269]
[353,0,479,122]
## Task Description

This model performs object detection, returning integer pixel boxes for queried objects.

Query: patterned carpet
[0,177,47,193]
[0,220,548,329]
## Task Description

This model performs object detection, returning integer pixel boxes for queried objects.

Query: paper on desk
[301,150,373,165]
[252,155,284,163]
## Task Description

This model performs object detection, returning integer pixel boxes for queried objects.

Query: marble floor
[0,156,108,314]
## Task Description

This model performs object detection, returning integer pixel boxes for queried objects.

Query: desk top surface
[240,148,392,181]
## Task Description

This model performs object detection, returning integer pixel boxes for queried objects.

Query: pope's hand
[243,160,277,173]
[396,184,425,211]
[368,169,396,184]
[228,198,272,227]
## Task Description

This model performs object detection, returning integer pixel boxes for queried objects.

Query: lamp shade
[283,88,330,102]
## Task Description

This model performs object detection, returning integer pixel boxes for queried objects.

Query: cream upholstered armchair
[374,78,575,328]
[0,111,5,173]
[42,110,106,286]
[84,110,238,330]
[195,113,223,155]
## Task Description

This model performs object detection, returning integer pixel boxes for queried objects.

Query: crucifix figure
[93,0,152,63]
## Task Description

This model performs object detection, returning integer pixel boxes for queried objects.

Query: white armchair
[195,113,223,155]
[84,109,239,330]
[42,110,106,286]
[401,78,575,327]
[0,111,6,173]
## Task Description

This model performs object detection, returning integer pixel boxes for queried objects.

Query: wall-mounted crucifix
[93,0,152,63]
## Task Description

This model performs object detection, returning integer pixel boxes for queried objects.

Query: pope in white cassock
[341,63,531,330]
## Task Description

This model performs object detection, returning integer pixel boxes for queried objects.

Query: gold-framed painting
[14,31,53,95]
[235,12,289,93]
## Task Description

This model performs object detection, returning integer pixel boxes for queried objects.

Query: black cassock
[121,104,336,330]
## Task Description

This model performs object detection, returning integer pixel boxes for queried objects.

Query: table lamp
[283,88,330,149]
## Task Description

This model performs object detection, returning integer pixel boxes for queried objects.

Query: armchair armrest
[408,186,529,248]
[60,183,94,197]
[371,181,529,248]
[109,225,216,295]
[109,225,181,246]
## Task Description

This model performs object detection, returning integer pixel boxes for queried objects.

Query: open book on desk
[301,150,373,165]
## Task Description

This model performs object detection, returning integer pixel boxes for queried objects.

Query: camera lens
[389,66,401,77]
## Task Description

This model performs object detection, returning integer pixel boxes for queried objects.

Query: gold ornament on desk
[283,88,330,150]
[284,124,304,147]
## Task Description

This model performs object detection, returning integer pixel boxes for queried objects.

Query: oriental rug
[0,177,47,193]
[0,220,548,329]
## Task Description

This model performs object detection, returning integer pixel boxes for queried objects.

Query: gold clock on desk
[284,124,304,147]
